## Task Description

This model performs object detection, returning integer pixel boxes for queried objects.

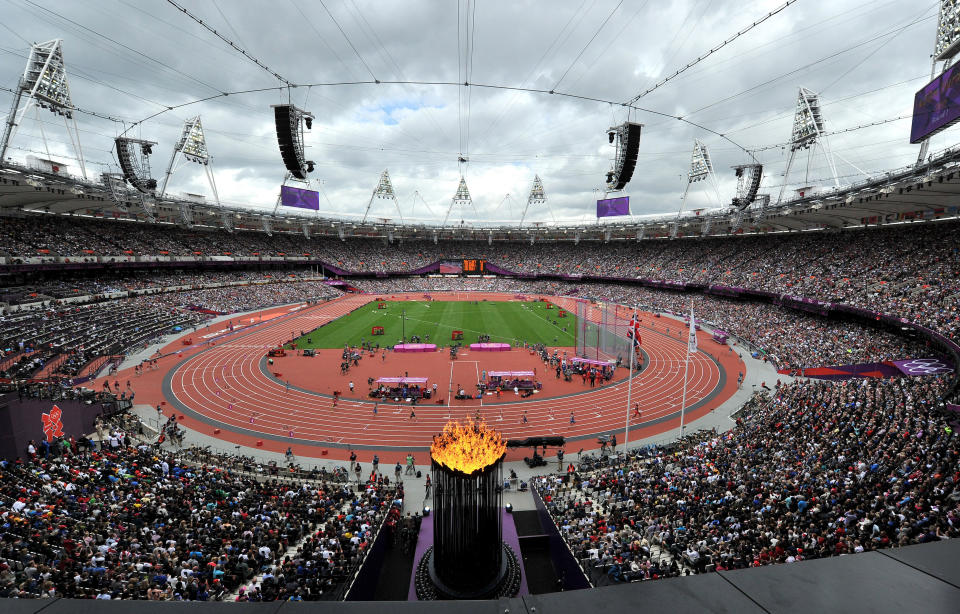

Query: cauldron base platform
[414,542,521,600]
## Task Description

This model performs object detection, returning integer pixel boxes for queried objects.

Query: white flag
[688,306,698,354]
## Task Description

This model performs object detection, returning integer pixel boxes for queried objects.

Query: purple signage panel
[892,358,954,376]
[910,63,960,143]
[597,196,630,217]
[280,185,320,210]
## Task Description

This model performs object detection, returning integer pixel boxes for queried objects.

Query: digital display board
[462,259,485,273]
[280,185,320,210]
[597,196,630,217]
[910,63,960,143]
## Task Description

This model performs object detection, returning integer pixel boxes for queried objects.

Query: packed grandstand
[0,213,957,601]
[1,0,959,610]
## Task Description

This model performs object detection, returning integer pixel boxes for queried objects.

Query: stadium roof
[0,2,955,227]
[3,142,960,242]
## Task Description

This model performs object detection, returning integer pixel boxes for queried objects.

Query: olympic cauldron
[414,418,521,600]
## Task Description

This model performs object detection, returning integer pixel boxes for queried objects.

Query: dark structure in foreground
[415,420,520,600]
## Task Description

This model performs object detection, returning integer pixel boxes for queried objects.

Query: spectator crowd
[0,213,956,602]
[536,375,959,584]
[0,431,397,600]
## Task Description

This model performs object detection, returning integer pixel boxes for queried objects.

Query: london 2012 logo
[41,405,64,443]
[898,359,953,375]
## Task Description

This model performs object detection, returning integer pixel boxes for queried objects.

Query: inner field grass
[288,300,579,349]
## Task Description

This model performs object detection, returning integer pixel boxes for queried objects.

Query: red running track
[138,293,743,463]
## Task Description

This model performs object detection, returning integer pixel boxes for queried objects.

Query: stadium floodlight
[361,169,403,224]
[0,39,87,179]
[115,137,158,193]
[220,210,234,233]
[790,88,825,152]
[177,116,210,163]
[935,0,960,60]
[730,207,746,234]
[442,176,474,226]
[675,140,723,228]
[752,194,771,224]
[689,140,713,183]
[272,104,314,180]
[779,88,838,203]
[701,217,712,236]
[177,202,194,227]
[159,116,220,210]
[519,175,551,228]
[731,164,763,209]
[605,122,643,191]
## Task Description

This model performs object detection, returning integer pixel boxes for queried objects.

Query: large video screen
[597,196,630,218]
[910,63,960,143]
[280,185,320,210]
[462,259,485,273]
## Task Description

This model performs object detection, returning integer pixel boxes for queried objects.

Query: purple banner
[597,196,630,217]
[280,185,319,210]
[892,358,955,376]
[782,362,903,380]
[910,62,960,143]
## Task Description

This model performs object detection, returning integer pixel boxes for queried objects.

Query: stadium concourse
[84,292,744,463]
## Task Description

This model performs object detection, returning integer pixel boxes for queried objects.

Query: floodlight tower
[442,176,473,226]
[751,194,771,224]
[0,39,87,179]
[519,175,553,228]
[917,1,960,164]
[361,169,403,223]
[159,116,221,208]
[777,87,839,204]
[673,140,720,233]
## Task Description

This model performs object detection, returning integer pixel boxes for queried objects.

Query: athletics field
[288,300,578,349]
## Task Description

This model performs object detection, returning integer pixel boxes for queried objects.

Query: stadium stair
[35,352,69,378]
[0,351,24,372]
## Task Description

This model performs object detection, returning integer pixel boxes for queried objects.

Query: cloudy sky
[0,0,949,224]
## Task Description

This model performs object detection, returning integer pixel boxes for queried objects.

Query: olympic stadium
[0,1,959,612]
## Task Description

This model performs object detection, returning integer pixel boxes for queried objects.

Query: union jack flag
[627,311,641,350]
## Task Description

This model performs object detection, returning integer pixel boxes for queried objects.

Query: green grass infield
[287,300,578,349]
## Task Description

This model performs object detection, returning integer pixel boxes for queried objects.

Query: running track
[152,293,743,462]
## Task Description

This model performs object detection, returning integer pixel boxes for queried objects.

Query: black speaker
[607,122,642,190]
[274,105,309,180]
[617,122,642,189]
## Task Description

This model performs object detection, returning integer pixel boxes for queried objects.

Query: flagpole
[679,304,696,438]
[679,345,689,438]
[624,315,636,453]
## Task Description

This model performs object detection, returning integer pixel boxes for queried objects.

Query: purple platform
[469,343,511,351]
[393,343,437,353]
[407,508,529,600]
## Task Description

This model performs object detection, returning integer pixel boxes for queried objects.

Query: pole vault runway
[158,292,743,462]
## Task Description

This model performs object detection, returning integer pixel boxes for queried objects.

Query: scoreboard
[462,259,486,273]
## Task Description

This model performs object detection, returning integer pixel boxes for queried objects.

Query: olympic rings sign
[897,358,953,375]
